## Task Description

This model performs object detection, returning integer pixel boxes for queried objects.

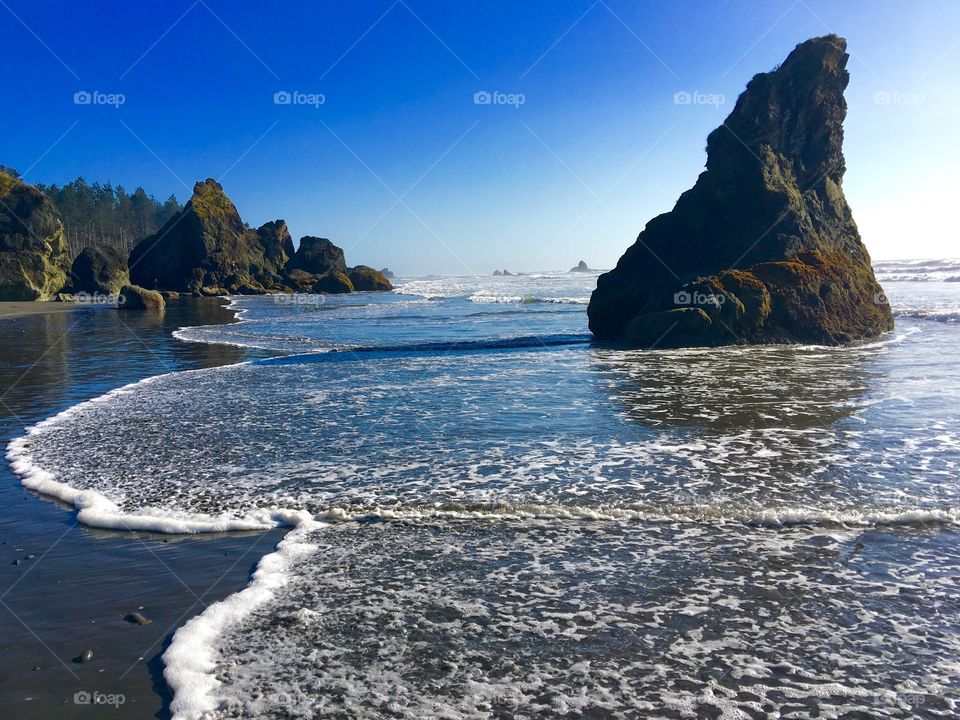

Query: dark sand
[0,301,91,319]
[0,297,281,719]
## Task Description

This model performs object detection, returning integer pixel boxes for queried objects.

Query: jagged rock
[69,246,129,296]
[493,270,503,276]
[379,267,395,279]
[288,236,346,276]
[502,269,513,276]
[569,260,592,273]
[118,284,165,311]
[129,179,291,295]
[0,171,70,300]
[347,265,393,291]
[588,36,893,348]
[257,220,295,274]
[313,271,354,294]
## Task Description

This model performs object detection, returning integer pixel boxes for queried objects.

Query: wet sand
[0,297,280,719]
[0,301,92,319]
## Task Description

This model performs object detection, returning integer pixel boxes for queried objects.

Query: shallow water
[7,269,960,718]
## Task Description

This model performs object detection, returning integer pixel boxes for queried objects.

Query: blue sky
[1,0,957,274]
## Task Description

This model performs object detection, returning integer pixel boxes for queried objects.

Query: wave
[893,308,960,323]
[874,258,960,282]
[468,294,589,305]
[316,501,960,529]
[253,332,594,364]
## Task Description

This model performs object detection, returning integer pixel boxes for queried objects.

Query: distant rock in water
[570,260,592,273]
[380,268,395,279]
[69,246,129,296]
[0,171,70,300]
[289,236,346,276]
[493,270,503,276]
[347,265,393,291]
[118,284,165,311]
[588,36,893,347]
[129,179,290,296]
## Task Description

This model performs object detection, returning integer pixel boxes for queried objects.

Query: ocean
[5,262,960,719]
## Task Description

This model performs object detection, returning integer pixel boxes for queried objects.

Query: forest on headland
[0,164,181,260]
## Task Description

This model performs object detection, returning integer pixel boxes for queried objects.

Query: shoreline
[0,296,277,719]
[0,301,92,320]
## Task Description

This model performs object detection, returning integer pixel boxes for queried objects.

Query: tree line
[1,165,182,260]
[36,178,182,260]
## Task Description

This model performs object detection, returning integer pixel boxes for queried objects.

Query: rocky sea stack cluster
[129,179,392,296]
[588,35,893,347]
[0,175,392,305]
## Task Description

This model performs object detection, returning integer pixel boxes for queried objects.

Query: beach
[0,298,279,719]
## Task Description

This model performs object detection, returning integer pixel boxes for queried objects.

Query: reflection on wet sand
[0,298,248,429]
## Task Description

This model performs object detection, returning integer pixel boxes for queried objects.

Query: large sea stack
[0,171,70,300]
[129,179,290,295]
[588,35,893,347]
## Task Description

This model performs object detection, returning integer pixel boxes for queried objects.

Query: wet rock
[75,650,93,664]
[118,284,165,311]
[125,611,151,626]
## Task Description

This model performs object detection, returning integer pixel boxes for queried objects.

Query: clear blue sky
[2,0,957,274]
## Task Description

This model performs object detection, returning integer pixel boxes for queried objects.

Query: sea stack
[129,179,290,296]
[0,171,70,300]
[588,35,893,347]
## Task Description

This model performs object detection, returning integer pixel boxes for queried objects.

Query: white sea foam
[163,514,323,720]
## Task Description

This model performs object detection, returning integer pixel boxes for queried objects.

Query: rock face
[570,260,591,273]
[288,236,346,275]
[347,265,393,292]
[588,36,893,347]
[118,284,165,311]
[126,178,392,298]
[0,172,70,300]
[69,246,129,296]
[256,220,295,278]
[129,179,290,295]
